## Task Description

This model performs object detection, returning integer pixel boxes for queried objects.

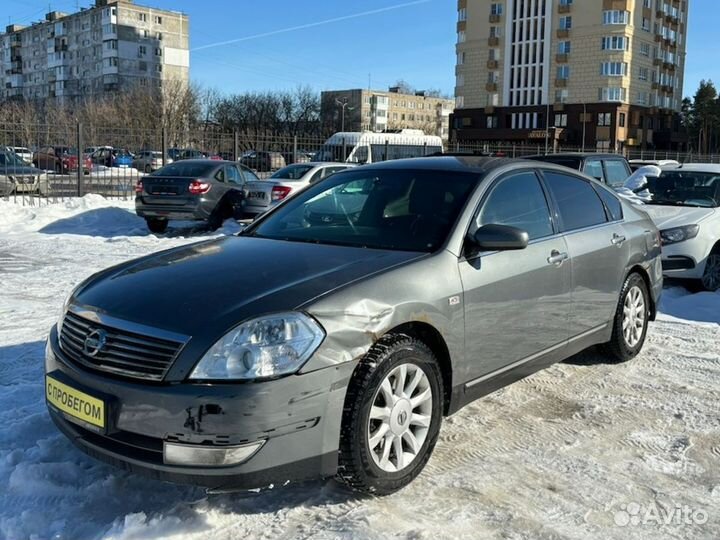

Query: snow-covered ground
[0,197,718,540]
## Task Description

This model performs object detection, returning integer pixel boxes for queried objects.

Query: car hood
[640,204,716,229]
[72,235,424,340]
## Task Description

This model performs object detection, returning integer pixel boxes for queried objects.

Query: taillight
[189,180,211,195]
[135,180,143,194]
[271,185,292,201]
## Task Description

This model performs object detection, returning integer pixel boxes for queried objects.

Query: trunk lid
[140,176,197,205]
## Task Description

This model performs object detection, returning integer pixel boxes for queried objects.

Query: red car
[33,146,93,174]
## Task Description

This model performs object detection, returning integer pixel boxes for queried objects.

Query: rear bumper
[135,198,206,221]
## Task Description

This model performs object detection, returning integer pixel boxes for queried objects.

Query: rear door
[459,170,571,379]
[540,169,629,338]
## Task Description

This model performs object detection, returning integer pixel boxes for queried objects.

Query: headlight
[56,284,80,333]
[190,313,325,381]
[660,225,699,245]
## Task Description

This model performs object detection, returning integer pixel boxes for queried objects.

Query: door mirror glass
[472,224,529,251]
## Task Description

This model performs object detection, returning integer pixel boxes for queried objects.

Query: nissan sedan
[46,157,662,494]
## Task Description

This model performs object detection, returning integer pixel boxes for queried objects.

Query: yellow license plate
[46,375,106,429]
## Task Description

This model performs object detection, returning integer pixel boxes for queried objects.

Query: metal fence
[3,121,720,207]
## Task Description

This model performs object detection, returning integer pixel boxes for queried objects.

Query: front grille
[59,310,184,382]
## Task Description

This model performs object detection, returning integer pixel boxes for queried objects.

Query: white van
[313,130,443,164]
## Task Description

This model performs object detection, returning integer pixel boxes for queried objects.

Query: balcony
[487,59,499,69]
[486,82,498,92]
[489,14,501,23]
[557,29,569,38]
[654,34,663,42]
[555,78,568,87]
[662,85,674,94]
[653,58,663,66]
[663,61,675,70]
[488,36,499,46]
[556,53,568,63]
[558,4,571,13]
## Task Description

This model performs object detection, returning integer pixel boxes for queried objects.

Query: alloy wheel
[622,285,646,348]
[367,363,433,473]
[701,254,720,291]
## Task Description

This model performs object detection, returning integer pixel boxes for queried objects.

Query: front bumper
[45,327,354,490]
[659,238,711,279]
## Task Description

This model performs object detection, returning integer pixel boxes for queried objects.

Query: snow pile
[0,198,718,540]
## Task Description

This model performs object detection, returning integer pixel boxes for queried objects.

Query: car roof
[359,156,518,174]
[525,153,626,160]
[662,163,720,174]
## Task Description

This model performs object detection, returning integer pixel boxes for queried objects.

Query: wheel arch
[383,321,453,416]
[626,265,656,320]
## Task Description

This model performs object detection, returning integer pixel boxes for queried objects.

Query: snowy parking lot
[0,196,718,540]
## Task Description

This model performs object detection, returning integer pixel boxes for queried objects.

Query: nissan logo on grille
[83,329,108,357]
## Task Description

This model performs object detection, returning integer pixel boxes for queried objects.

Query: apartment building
[0,0,189,103]
[452,0,689,151]
[321,87,455,139]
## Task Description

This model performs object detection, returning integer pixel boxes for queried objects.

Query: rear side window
[593,185,624,221]
[603,160,631,188]
[543,171,608,231]
[478,171,554,241]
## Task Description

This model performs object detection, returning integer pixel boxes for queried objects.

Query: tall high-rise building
[451,0,689,151]
[0,0,189,103]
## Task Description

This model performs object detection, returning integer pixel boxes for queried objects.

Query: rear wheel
[337,334,443,495]
[602,273,650,362]
[146,218,168,234]
[700,252,720,291]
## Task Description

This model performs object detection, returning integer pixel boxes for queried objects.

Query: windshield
[151,161,216,177]
[647,171,720,208]
[0,151,29,167]
[248,169,478,252]
[271,164,315,180]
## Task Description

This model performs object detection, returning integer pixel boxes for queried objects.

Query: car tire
[146,218,168,234]
[699,251,720,292]
[602,273,650,363]
[337,333,443,495]
[207,200,232,231]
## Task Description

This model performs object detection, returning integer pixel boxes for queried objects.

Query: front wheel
[700,252,720,291]
[146,218,168,234]
[337,334,443,495]
[602,273,650,362]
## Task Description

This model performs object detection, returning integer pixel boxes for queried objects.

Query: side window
[603,159,631,188]
[478,171,554,241]
[584,160,605,182]
[309,169,325,184]
[225,165,242,184]
[593,185,624,221]
[214,168,225,183]
[239,165,260,182]
[543,171,608,231]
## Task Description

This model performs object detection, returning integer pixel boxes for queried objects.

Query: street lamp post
[581,102,587,152]
[336,98,355,133]
[545,101,550,154]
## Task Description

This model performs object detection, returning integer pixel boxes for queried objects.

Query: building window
[643,0,651,7]
[560,0,573,5]
[603,10,630,24]
[554,114,568,127]
[558,41,571,54]
[560,16,572,30]
[456,95,464,109]
[490,26,502,38]
[557,65,570,79]
[456,73,464,87]
[486,116,498,128]
[138,45,146,56]
[601,36,628,50]
[619,113,626,127]
[458,31,466,43]
[599,87,626,102]
[154,16,163,24]
[555,89,569,103]
[156,64,163,73]
[457,51,465,65]
[138,13,147,22]
[638,67,649,81]
[155,48,162,56]
[640,42,650,56]
[641,18,650,31]
[598,113,612,126]
[601,62,627,76]
[490,3,503,16]
[157,32,163,40]
[458,8,467,21]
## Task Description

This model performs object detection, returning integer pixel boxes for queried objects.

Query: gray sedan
[135,160,256,233]
[46,157,662,494]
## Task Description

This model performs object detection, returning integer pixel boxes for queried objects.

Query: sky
[0,0,717,99]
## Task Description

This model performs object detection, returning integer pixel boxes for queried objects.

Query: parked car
[9,146,33,164]
[135,159,249,233]
[525,153,632,190]
[90,147,134,168]
[167,148,183,161]
[629,159,681,172]
[243,162,355,216]
[281,151,311,165]
[33,146,92,174]
[132,150,172,173]
[0,149,49,196]
[640,164,720,290]
[177,149,208,161]
[240,151,286,172]
[46,157,662,494]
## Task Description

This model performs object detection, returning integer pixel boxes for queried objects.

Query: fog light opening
[163,440,265,467]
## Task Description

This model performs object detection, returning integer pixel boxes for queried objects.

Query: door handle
[611,233,627,246]
[547,250,569,266]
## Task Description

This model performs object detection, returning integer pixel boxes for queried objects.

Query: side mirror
[471,224,529,251]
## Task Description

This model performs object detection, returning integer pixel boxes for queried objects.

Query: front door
[459,170,571,380]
